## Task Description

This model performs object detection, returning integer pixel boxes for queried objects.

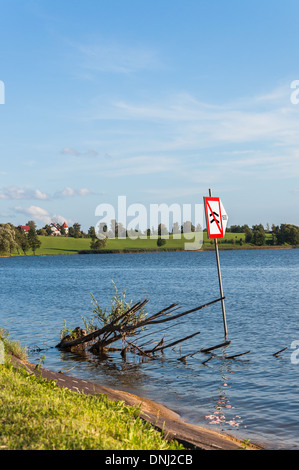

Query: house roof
[19,225,30,232]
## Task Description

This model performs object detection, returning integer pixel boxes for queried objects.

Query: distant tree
[90,235,107,250]
[27,220,37,231]
[172,222,180,235]
[230,225,244,233]
[286,225,299,245]
[110,219,118,237]
[271,224,279,245]
[15,226,30,255]
[181,221,195,234]
[43,224,52,236]
[0,226,10,254]
[68,226,75,237]
[157,237,167,247]
[0,224,18,255]
[158,223,168,236]
[117,222,126,238]
[278,224,299,245]
[28,226,41,255]
[252,224,266,246]
[244,226,253,243]
[37,228,47,236]
[72,223,82,238]
[88,226,96,239]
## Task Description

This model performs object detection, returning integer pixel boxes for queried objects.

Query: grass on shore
[2,231,282,257]
[0,356,183,450]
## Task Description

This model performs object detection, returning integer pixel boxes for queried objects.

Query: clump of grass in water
[89,280,147,328]
[0,328,27,360]
[61,281,148,340]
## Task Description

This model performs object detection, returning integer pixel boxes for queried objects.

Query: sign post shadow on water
[204,189,229,339]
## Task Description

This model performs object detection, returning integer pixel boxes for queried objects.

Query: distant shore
[0,233,297,258]
[0,244,297,258]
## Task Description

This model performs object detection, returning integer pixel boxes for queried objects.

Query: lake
[0,248,298,449]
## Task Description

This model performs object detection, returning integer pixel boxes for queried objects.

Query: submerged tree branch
[56,295,226,360]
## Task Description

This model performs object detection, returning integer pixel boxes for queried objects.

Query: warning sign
[204,197,228,239]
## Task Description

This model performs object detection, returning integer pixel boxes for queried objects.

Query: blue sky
[0,0,299,231]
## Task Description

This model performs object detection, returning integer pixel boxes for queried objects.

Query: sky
[0,0,299,231]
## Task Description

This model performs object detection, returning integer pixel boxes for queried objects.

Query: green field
[31,232,248,255]
[2,231,282,257]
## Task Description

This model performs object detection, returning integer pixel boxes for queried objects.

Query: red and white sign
[204,197,228,239]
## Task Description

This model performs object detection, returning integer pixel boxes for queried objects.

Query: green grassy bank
[2,231,291,257]
[0,356,183,450]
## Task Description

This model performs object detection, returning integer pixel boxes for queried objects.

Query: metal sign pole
[209,188,228,339]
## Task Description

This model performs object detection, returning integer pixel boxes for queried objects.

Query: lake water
[0,248,298,449]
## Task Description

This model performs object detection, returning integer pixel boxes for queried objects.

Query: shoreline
[0,244,297,258]
[10,354,261,450]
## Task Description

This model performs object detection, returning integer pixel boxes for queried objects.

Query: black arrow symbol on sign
[210,211,220,224]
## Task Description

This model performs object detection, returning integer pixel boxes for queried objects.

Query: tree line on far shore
[0,219,298,255]
[227,223,299,247]
[0,221,42,255]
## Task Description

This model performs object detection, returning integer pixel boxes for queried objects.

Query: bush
[157,237,167,247]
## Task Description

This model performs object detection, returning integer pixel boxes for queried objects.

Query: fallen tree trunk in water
[56,297,225,358]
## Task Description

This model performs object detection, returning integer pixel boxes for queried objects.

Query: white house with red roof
[18,225,30,234]
[61,221,69,235]
[50,221,69,236]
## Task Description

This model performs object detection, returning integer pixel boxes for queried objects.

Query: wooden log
[136,322,178,347]
[56,300,149,350]
[202,355,215,365]
[225,351,251,359]
[273,347,288,357]
[148,297,225,325]
[177,340,231,362]
[125,340,153,358]
[199,340,231,353]
[145,330,201,354]
[151,337,165,352]
[57,297,225,356]
[89,298,220,353]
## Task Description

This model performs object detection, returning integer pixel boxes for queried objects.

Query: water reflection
[55,341,250,435]
[57,347,157,392]
[204,352,246,430]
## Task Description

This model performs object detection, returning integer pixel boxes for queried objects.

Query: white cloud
[0,185,94,200]
[61,147,80,156]
[14,205,52,224]
[61,147,98,157]
[54,186,93,198]
[85,85,299,151]
[14,205,71,226]
[0,186,49,200]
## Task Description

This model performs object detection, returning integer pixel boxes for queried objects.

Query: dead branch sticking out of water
[273,347,288,357]
[225,350,251,359]
[178,340,231,362]
[56,297,225,357]
[145,330,201,354]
